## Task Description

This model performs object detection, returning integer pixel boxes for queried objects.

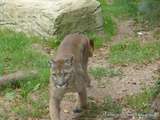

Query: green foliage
[124,89,152,113]
[109,40,160,64]
[11,89,48,118]
[138,0,160,25]
[87,33,105,48]
[89,67,122,79]
[104,16,117,39]
[98,0,117,40]
[124,77,160,113]
[106,0,138,17]
[99,0,160,34]
[0,29,49,97]
[151,79,160,98]
[12,104,30,119]
[4,91,16,101]
[103,96,122,114]
[47,37,60,49]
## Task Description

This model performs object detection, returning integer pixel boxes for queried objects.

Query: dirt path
[112,20,136,44]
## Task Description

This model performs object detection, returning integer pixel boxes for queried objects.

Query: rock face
[0,0,103,38]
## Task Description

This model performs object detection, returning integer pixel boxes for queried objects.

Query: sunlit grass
[109,40,160,64]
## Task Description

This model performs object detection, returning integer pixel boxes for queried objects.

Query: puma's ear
[48,59,56,68]
[64,56,74,65]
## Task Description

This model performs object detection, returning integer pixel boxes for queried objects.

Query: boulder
[0,0,103,38]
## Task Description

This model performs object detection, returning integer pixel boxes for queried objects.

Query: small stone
[63,109,69,113]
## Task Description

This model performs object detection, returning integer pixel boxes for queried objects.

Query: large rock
[0,0,103,38]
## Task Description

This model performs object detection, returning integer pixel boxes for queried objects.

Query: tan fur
[49,33,94,120]
[151,94,160,119]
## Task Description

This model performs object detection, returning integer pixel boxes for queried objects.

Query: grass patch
[138,0,160,25]
[0,29,58,118]
[46,37,60,49]
[124,89,153,113]
[79,96,122,119]
[0,29,50,97]
[109,40,160,64]
[89,67,122,79]
[104,16,117,39]
[105,0,138,18]
[12,89,48,119]
[102,96,122,114]
[87,33,105,48]
[98,0,139,39]
[124,78,160,113]
[152,79,160,98]
[98,0,117,40]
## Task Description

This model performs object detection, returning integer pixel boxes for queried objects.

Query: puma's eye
[62,72,66,77]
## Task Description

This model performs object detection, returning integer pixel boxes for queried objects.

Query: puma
[49,33,94,120]
[151,93,160,120]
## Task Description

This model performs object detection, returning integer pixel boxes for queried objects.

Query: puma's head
[49,56,74,88]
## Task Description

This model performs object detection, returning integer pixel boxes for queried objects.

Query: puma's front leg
[85,72,91,87]
[83,63,91,87]
[49,80,63,120]
[49,97,60,120]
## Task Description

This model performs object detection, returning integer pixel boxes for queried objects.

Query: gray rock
[0,0,103,38]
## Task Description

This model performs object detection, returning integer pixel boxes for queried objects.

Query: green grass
[0,29,50,118]
[102,96,122,114]
[87,33,105,48]
[79,96,122,119]
[124,78,160,113]
[89,67,122,79]
[138,0,160,25]
[46,37,61,49]
[97,0,140,40]
[98,0,117,40]
[0,29,50,96]
[109,40,160,64]
[151,79,160,98]
[106,0,138,18]
[124,89,152,113]
[100,0,159,27]
[11,89,49,119]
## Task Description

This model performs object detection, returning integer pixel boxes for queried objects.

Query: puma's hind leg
[73,85,87,113]
[85,72,91,87]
